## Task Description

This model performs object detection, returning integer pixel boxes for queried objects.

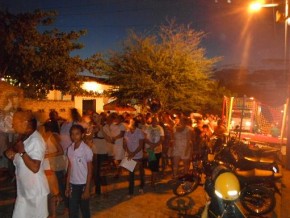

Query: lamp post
[284,0,290,169]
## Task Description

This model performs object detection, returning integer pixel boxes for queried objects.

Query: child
[65,125,93,218]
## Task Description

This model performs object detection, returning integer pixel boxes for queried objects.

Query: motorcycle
[215,135,281,173]
[227,129,282,167]
[202,165,246,218]
[202,164,279,217]
[172,142,217,196]
[172,154,215,196]
[236,168,281,215]
[214,134,282,216]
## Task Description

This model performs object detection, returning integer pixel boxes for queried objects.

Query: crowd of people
[1,108,226,218]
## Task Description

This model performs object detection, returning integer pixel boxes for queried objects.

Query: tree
[107,21,222,112]
[0,9,98,99]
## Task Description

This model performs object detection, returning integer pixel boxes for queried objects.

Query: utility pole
[284,0,290,169]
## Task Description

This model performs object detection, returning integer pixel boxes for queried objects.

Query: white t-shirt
[144,125,164,153]
[124,128,144,159]
[110,122,126,146]
[103,123,114,156]
[67,141,93,185]
[173,126,191,159]
[13,131,49,199]
[92,128,108,155]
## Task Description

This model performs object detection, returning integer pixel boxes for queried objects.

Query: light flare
[249,0,278,13]
[249,2,263,12]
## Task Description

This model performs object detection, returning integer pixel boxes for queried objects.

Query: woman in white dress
[172,117,192,178]
[110,115,126,178]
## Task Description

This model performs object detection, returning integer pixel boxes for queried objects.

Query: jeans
[69,184,90,218]
[129,159,144,195]
[93,154,108,194]
[55,170,68,208]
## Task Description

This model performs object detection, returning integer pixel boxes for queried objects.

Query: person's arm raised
[15,140,41,173]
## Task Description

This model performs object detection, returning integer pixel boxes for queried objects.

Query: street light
[248,1,278,13]
[249,2,263,12]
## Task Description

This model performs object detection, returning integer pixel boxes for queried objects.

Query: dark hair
[108,112,118,120]
[70,108,82,122]
[29,118,38,131]
[70,124,85,135]
[44,121,55,132]
[146,112,151,117]
[49,110,58,120]
[117,115,124,122]
[151,116,159,123]
[132,118,141,129]
[217,119,223,126]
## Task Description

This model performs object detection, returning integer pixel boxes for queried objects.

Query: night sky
[0,0,287,69]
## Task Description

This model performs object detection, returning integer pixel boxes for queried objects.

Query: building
[47,79,111,116]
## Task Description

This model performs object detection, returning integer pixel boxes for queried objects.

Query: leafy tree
[0,9,101,99]
[107,21,223,112]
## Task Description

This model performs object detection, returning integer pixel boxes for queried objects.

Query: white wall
[47,90,71,101]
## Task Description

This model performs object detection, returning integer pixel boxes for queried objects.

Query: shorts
[148,153,161,172]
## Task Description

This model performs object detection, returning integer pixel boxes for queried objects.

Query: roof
[103,100,136,112]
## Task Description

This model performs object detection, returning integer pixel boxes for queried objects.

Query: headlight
[227,190,238,196]
[215,190,223,199]
[215,190,239,199]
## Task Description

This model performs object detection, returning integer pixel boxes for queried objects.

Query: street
[1,166,288,218]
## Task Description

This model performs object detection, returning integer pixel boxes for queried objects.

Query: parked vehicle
[236,168,280,215]
[172,153,215,196]
[172,135,228,197]
[202,165,246,218]
[214,134,282,216]
[215,134,281,173]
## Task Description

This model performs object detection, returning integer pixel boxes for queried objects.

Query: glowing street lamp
[248,0,278,13]
[249,2,263,12]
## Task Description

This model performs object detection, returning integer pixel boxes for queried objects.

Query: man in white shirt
[5,111,49,218]
[144,117,164,188]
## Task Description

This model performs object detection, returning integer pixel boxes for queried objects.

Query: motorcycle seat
[235,169,254,177]
[274,172,283,179]
[235,168,274,177]
[244,156,275,164]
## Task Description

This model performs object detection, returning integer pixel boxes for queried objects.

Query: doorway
[82,99,96,115]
